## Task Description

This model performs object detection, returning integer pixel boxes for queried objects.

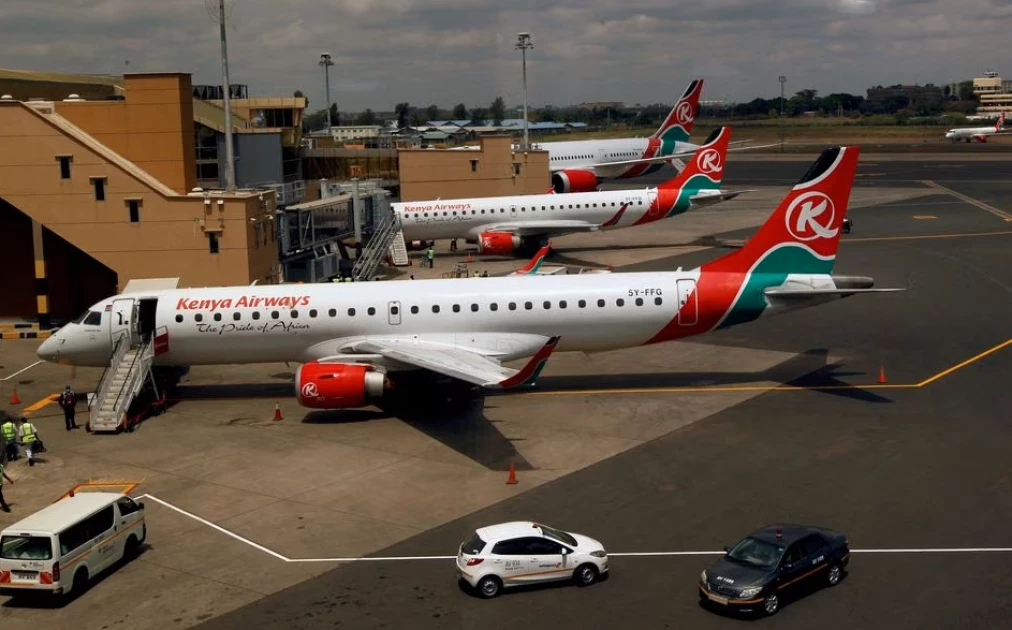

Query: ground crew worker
[426,246,435,268]
[0,414,17,462]
[0,462,13,512]
[473,270,480,277]
[481,270,489,278]
[19,419,39,467]
[58,385,78,431]
[449,238,458,252]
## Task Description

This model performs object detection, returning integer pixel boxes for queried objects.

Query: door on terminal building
[109,298,137,347]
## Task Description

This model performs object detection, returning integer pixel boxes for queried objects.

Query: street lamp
[778,75,787,153]
[515,32,533,150]
[319,53,335,132]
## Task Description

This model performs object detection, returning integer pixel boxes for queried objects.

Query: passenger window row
[175,296,664,324]
[414,200,642,218]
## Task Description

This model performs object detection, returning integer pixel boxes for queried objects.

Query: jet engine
[552,169,600,193]
[295,362,387,409]
[477,232,523,255]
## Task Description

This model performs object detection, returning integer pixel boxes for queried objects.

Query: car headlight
[737,586,762,599]
[700,570,707,583]
[590,550,607,558]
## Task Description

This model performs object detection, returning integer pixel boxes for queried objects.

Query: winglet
[512,242,552,276]
[499,336,560,389]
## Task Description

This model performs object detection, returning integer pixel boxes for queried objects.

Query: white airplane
[945,112,1007,143]
[37,144,900,411]
[396,127,752,256]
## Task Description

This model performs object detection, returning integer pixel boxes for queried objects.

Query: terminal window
[127,199,141,223]
[208,233,219,254]
[90,177,107,201]
[57,155,72,179]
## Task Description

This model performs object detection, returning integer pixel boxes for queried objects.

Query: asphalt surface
[200,164,1012,630]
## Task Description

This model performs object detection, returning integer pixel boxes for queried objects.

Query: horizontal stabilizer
[764,288,905,297]
[688,189,756,205]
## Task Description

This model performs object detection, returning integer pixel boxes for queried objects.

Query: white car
[455,521,609,598]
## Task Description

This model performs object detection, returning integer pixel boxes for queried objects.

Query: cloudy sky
[4,0,1010,112]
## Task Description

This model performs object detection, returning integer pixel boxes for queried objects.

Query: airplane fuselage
[540,137,699,179]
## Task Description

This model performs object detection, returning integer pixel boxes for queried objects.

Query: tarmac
[0,153,1009,630]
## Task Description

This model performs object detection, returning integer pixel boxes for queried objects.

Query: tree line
[297,80,982,132]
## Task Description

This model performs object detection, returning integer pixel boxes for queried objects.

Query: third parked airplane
[945,112,1007,142]
[396,126,750,255]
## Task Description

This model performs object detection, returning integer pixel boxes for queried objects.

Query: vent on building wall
[64,94,85,102]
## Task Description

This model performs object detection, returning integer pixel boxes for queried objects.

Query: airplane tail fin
[657,127,730,191]
[705,145,860,276]
[512,241,552,275]
[651,78,704,143]
[997,112,1005,131]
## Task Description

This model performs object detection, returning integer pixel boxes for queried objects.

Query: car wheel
[763,592,779,616]
[125,535,140,560]
[827,563,842,586]
[477,575,502,599]
[71,569,89,598]
[574,564,598,587]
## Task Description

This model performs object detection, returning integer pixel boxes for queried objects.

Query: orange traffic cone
[877,365,888,384]
[9,387,20,406]
[505,463,518,485]
[273,403,283,421]
[465,252,473,263]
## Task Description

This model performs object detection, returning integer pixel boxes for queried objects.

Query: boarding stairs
[388,230,410,267]
[351,212,403,281]
[89,335,160,433]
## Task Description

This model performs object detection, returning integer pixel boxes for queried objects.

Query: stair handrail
[105,337,154,423]
[92,335,129,412]
[351,212,402,280]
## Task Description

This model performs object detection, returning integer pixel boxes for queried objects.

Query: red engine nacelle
[477,232,522,255]
[552,169,600,193]
[296,362,387,409]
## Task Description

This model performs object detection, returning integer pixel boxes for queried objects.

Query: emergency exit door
[676,279,698,326]
[388,301,402,325]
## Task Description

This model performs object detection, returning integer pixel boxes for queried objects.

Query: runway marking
[912,215,937,220]
[0,361,44,382]
[22,394,58,414]
[518,337,1011,398]
[130,496,1012,564]
[843,230,1012,243]
[921,180,1012,221]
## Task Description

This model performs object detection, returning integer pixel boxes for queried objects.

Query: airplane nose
[37,335,59,362]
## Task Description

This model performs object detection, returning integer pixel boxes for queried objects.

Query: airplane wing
[479,219,602,236]
[584,142,783,170]
[688,189,757,206]
[347,336,560,388]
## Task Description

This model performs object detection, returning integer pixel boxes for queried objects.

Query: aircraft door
[676,279,698,326]
[109,298,137,346]
[388,301,402,325]
[509,204,517,220]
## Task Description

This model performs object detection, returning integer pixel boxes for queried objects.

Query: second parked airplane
[395,127,749,255]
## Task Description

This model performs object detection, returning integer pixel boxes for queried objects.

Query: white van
[0,492,145,598]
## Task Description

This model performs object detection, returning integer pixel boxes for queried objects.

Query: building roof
[3,493,125,534]
[0,68,122,87]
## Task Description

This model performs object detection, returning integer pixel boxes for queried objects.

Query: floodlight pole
[516,33,533,150]
[218,0,236,191]
[319,53,335,132]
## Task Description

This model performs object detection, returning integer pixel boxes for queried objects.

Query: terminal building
[0,69,551,329]
[973,71,1012,117]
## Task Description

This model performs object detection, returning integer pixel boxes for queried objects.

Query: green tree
[303,108,328,132]
[357,108,377,125]
[957,80,976,102]
[469,107,488,126]
[452,103,468,119]
[489,96,506,125]
[425,104,440,122]
[394,102,411,129]
[293,89,307,107]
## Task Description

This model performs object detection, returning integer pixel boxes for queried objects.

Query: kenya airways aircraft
[396,127,751,256]
[37,145,899,411]
[945,112,1007,142]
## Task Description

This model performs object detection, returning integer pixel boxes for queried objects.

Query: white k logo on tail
[696,148,722,175]
[675,101,694,125]
[785,191,838,241]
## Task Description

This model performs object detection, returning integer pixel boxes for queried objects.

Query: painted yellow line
[912,215,937,220]
[917,338,1012,388]
[22,394,58,414]
[846,230,1012,243]
[921,180,1012,221]
[516,338,1012,398]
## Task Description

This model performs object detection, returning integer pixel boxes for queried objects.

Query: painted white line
[136,494,290,562]
[0,361,44,382]
[135,494,1012,564]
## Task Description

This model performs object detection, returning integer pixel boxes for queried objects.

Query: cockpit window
[71,311,89,324]
[82,311,103,327]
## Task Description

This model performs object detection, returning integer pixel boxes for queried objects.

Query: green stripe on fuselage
[717,246,836,329]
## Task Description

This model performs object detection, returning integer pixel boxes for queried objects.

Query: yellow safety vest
[0,422,14,442]
[21,423,36,444]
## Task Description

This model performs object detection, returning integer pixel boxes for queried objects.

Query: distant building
[328,125,385,142]
[866,84,944,110]
[973,71,1012,116]
[577,101,624,110]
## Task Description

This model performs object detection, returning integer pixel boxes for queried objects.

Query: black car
[699,524,849,616]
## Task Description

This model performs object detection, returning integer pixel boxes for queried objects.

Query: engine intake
[552,169,600,194]
[296,362,387,409]
[477,232,522,255]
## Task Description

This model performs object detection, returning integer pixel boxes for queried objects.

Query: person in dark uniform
[58,385,78,431]
[0,462,13,512]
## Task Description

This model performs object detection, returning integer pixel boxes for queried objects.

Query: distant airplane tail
[707,145,860,276]
[997,112,1006,131]
[651,78,704,144]
[657,126,730,191]
[511,242,552,275]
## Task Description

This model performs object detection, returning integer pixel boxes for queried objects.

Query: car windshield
[727,537,783,569]
[461,533,485,555]
[1,535,53,560]
[538,524,577,546]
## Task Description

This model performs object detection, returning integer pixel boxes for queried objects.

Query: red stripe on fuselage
[618,137,661,179]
